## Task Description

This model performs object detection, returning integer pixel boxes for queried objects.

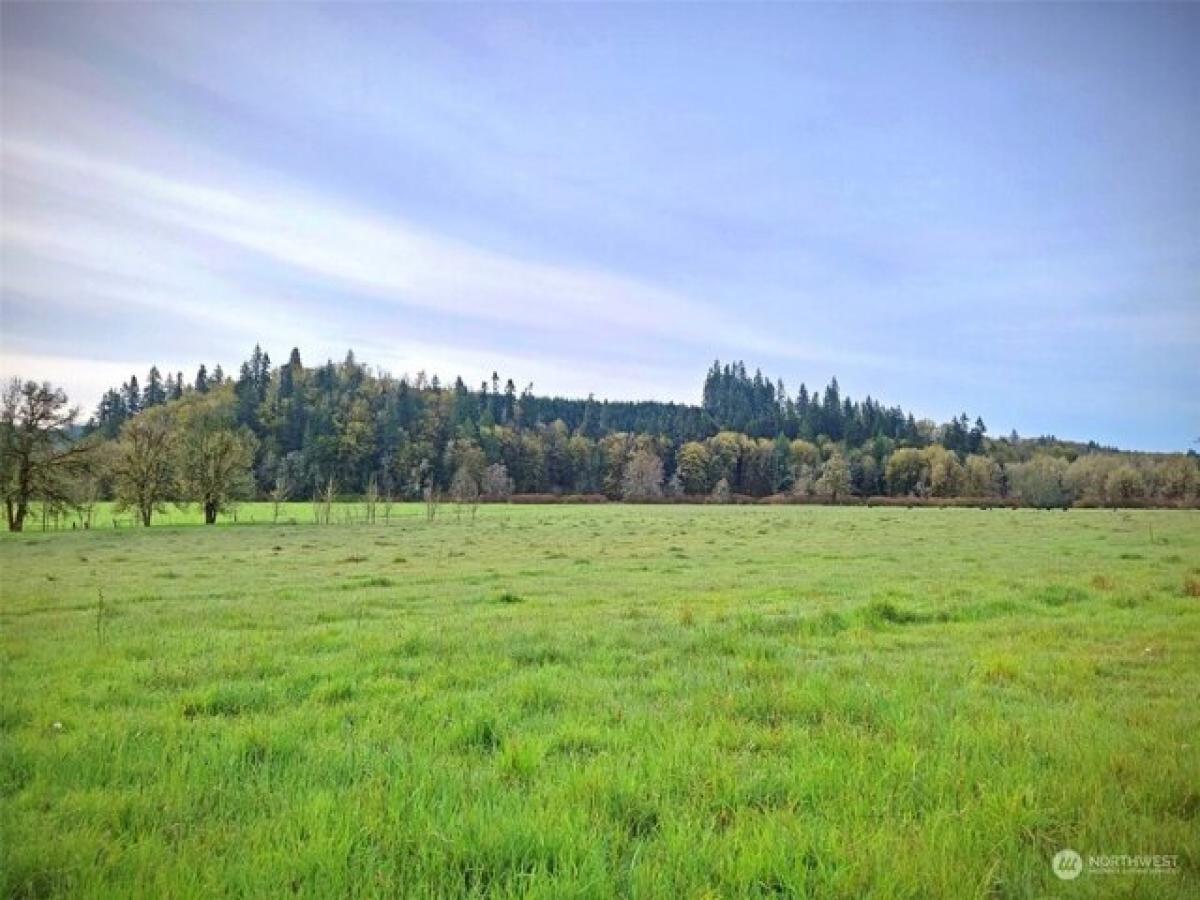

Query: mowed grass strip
[2,506,1198,898]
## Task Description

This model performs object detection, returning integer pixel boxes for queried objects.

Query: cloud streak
[4,140,731,344]
[2,134,908,403]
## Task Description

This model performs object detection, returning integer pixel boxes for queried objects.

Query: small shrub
[496,591,523,604]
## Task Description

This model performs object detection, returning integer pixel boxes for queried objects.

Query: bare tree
[364,473,379,524]
[412,459,439,522]
[621,447,664,501]
[319,476,336,525]
[1,379,96,531]
[72,470,102,530]
[450,464,481,522]
[710,477,732,504]
[270,476,292,523]
[423,482,440,522]
[381,481,394,523]
[481,462,514,501]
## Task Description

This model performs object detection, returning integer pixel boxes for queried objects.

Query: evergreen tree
[503,379,516,424]
[822,378,842,441]
[144,366,167,407]
[122,375,141,416]
[93,389,129,439]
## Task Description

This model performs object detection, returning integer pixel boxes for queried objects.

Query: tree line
[2,347,1196,530]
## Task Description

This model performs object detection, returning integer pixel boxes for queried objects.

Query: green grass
[2,505,1198,898]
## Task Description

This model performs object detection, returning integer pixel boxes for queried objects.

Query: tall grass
[2,506,1198,897]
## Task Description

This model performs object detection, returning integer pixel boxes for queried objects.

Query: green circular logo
[1052,849,1083,881]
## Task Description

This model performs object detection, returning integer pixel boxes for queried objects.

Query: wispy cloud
[4,138,732,340]
[2,136,899,387]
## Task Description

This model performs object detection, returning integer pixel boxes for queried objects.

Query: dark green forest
[80,347,1197,507]
[4,347,1197,531]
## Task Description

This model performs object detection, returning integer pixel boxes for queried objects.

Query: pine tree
[503,379,516,424]
[235,361,258,428]
[822,378,842,441]
[121,376,142,417]
[143,366,167,407]
[969,417,987,455]
[280,349,302,399]
[93,389,128,439]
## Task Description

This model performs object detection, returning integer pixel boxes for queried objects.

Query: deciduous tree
[885,447,927,496]
[174,389,256,524]
[676,441,712,495]
[1,379,96,531]
[963,454,1000,497]
[816,452,851,501]
[112,408,175,526]
[1104,465,1144,506]
[1009,455,1069,508]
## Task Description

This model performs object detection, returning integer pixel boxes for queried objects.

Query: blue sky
[1,3,1197,450]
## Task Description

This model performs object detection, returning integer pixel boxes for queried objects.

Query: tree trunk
[10,501,27,532]
[141,506,152,527]
[204,501,218,524]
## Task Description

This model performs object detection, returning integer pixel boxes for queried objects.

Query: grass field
[2,505,1198,897]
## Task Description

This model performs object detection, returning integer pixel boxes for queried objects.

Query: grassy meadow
[2,504,1198,897]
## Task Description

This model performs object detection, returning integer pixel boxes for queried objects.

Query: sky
[1,3,1197,451]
